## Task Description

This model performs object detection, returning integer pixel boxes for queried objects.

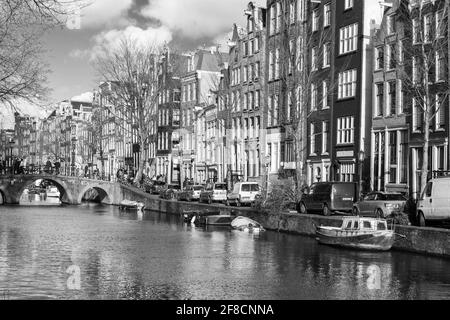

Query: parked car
[352,192,407,218]
[199,182,228,204]
[159,184,181,200]
[298,182,357,216]
[178,185,204,202]
[417,177,450,226]
[226,182,261,207]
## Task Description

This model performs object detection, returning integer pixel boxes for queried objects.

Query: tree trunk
[133,143,146,185]
[420,102,430,197]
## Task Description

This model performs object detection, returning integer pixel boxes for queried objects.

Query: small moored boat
[315,217,396,251]
[182,209,220,223]
[119,200,145,211]
[193,214,233,226]
[231,216,265,233]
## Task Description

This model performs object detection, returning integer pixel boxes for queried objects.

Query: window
[244,41,249,56]
[344,0,353,10]
[311,83,318,111]
[255,62,260,80]
[322,121,329,154]
[338,69,357,99]
[312,9,319,32]
[276,2,282,33]
[413,18,420,44]
[289,1,296,24]
[339,23,358,54]
[424,14,432,42]
[375,46,384,70]
[387,44,395,70]
[435,94,445,130]
[436,10,445,38]
[387,81,396,115]
[413,57,420,84]
[398,80,404,114]
[289,39,294,74]
[322,81,329,109]
[399,131,408,184]
[413,98,423,131]
[244,65,248,82]
[269,50,274,80]
[436,50,446,82]
[324,3,331,27]
[311,47,318,71]
[389,131,397,183]
[340,163,355,182]
[275,48,280,79]
[375,83,384,117]
[310,123,316,155]
[270,5,276,35]
[337,116,354,145]
[323,43,331,68]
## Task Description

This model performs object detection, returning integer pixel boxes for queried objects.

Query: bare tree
[94,39,184,184]
[0,0,88,105]
[390,0,450,196]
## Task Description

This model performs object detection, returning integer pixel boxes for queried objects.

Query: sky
[44,0,256,104]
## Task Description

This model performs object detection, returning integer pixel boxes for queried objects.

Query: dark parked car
[298,182,357,216]
[353,192,407,218]
[159,184,181,200]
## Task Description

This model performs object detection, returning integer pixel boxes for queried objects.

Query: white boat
[119,200,145,211]
[231,216,265,233]
[315,217,396,251]
[47,186,60,198]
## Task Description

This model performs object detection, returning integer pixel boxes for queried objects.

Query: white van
[417,177,450,226]
[226,182,261,207]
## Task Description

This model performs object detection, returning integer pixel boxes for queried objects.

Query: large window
[389,131,397,184]
[375,83,384,117]
[323,42,331,68]
[375,46,384,70]
[387,81,396,115]
[322,121,329,154]
[338,69,357,99]
[312,8,319,32]
[337,116,354,145]
[344,0,353,10]
[339,23,358,54]
[311,83,318,111]
[424,13,432,43]
[324,3,331,27]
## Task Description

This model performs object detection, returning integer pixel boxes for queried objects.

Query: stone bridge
[0,174,125,205]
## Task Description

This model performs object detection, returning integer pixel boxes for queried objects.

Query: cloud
[79,0,134,29]
[141,0,247,40]
[88,25,173,58]
[71,91,93,103]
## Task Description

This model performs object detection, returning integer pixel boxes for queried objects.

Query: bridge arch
[0,188,5,205]
[17,177,73,204]
[78,184,112,204]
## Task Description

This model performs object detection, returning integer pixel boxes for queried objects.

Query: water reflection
[0,204,449,300]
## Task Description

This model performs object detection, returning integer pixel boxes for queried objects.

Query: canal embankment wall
[121,186,450,259]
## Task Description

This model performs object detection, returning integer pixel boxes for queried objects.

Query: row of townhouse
[2,96,95,176]
[86,0,450,199]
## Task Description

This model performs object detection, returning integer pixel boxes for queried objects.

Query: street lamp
[164,158,170,184]
[358,150,365,201]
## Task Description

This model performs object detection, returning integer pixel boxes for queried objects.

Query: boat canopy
[341,217,387,231]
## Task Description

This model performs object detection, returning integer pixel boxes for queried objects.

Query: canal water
[0,203,449,300]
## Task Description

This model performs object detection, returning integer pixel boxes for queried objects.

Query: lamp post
[358,150,365,201]
[164,158,170,184]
